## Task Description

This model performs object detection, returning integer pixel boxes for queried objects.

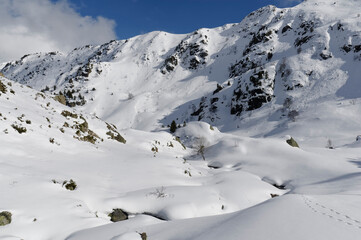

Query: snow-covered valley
[1,0,361,239]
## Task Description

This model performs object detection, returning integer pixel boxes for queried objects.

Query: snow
[1,0,361,239]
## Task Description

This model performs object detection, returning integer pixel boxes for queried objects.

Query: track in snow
[301,195,361,230]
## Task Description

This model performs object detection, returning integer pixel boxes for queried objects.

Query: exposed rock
[61,110,78,119]
[54,94,66,105]
[106,123,126,144]
[270,193,279,198]
[63,179,77,191]
[282,25,292,34]
[0,211,12,226]
[286,137,299,148]
[109,208,128,222]
[11,124,27,134]
[0,79,7,94]
[140,232,147,240]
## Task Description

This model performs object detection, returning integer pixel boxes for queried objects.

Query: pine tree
[170,120,177,133]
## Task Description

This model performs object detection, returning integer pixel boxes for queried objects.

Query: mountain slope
[1,1,361,240]
[2,0,360,133]
[0,75,127,147]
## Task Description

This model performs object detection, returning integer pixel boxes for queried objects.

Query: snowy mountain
[1,0,361,239]
[2,0,361,135]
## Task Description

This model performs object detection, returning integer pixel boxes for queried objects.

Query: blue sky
[0,0,302,62]
[68,0,302,40]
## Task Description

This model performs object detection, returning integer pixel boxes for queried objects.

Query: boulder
[286,137,299,148]
[109,208,128,222]
[63,179,77,191]
[0,211,12,226]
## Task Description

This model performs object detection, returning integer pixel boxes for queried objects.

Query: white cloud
[0,0,117,63]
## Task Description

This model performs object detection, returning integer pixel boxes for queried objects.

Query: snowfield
[1,0,361,239]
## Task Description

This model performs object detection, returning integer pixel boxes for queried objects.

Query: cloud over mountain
[0,0,117,63]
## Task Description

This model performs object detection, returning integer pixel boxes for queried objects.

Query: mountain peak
[1,0,360,134]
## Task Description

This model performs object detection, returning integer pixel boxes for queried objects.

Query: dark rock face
[282,25,292,34]
[231,69,274,115]
[162,32,209,73]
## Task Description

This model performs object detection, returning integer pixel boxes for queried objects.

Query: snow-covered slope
[2,0,360,134]
[1,0,361,239]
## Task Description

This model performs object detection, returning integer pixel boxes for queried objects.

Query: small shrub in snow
[326,139,334,149]
[0,211,12,226]
[195,137,207,160]
[149,186,167,198]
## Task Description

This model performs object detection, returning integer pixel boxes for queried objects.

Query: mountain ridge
[2,0,360,134]
[1,1,361,239]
